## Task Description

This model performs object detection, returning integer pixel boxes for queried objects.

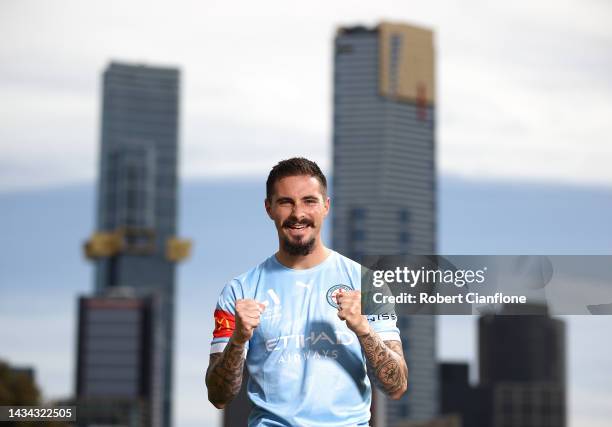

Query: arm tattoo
[205,340,246,407]
[358,332,408,398]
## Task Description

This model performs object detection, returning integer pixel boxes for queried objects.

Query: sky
[1,0,612,193]
[1,1,612,426]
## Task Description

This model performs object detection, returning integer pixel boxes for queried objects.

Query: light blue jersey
[210,250,401,427]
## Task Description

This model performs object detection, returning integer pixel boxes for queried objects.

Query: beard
[281,218,317,256]
[282,235,316,256]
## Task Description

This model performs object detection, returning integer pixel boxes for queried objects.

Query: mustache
[282,219,314,228]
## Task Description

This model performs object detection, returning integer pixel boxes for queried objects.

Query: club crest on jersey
[326,284,352,308]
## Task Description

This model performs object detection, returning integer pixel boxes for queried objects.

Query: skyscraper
[479,305,566,427]
[82,62,191,427]
[332,22,437,425]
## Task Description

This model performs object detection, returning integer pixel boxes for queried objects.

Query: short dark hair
[266,157,327,201]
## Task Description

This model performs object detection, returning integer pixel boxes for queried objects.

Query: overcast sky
[1,3,611,425]
[1,0,611,192]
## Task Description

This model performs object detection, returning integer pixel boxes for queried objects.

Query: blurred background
[1,1,611,426]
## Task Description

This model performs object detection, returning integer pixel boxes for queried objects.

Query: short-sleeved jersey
[210,250,401,427]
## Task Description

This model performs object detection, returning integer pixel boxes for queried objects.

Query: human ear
[323,197,331,217]
[264,198,273,219]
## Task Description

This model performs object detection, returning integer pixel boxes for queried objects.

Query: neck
[275,240,331,270]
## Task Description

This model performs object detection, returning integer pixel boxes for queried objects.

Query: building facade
[75,293,154,426]
[82,62,190,427]
[332,22,437,425]
[479,306,566,427]
[439,362,491,427]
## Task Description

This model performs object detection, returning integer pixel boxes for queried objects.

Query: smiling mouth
[287,224,309,230]
[283,221,313,232]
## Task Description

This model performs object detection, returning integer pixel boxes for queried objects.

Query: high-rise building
[479,305,566,427]
[82,62,191,427]
[332,22,437,425]
[437,306,566,427]
[439,362,491,427]
[75,292,154,426]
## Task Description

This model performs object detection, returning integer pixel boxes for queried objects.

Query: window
[351,207,367,220]
[352,230,366,241]
[390,34,403,96]
[337,44,353,54]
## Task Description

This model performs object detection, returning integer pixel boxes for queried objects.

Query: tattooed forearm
[358,332,408,399]
[205,340,246,408]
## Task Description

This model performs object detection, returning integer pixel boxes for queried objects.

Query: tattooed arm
[358,333,408,400]
[336,290,408,400]
[206,299,266,409]
[205,340,247,409]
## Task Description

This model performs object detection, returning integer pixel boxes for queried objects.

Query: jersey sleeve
[210,279,249,355]
[367,313,401,342]
[356,262,401,342]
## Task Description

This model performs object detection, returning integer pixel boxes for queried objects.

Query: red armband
[213,309,235,338]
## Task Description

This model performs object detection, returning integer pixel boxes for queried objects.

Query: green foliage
[0,359,40,405]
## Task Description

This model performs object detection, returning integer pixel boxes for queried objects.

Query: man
[206,158,408,426]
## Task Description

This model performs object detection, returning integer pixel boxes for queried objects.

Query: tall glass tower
[332,22,437,425]
[83,62,191,427]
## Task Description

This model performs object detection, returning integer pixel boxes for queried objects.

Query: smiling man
[205,157,408,426]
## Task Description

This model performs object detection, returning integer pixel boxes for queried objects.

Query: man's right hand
[232,299,267,344]
[208,298,266,408]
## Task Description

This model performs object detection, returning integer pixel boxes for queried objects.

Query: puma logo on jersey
[296,281,312,290]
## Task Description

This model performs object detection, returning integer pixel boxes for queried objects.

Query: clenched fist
[232,299,267,344]
[336,290,370,336]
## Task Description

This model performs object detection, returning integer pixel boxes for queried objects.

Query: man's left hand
[336,290,370,336]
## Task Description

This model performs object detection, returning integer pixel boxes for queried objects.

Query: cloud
[1,0,611,192]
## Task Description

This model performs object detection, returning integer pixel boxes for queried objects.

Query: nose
[291,201,307,220]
